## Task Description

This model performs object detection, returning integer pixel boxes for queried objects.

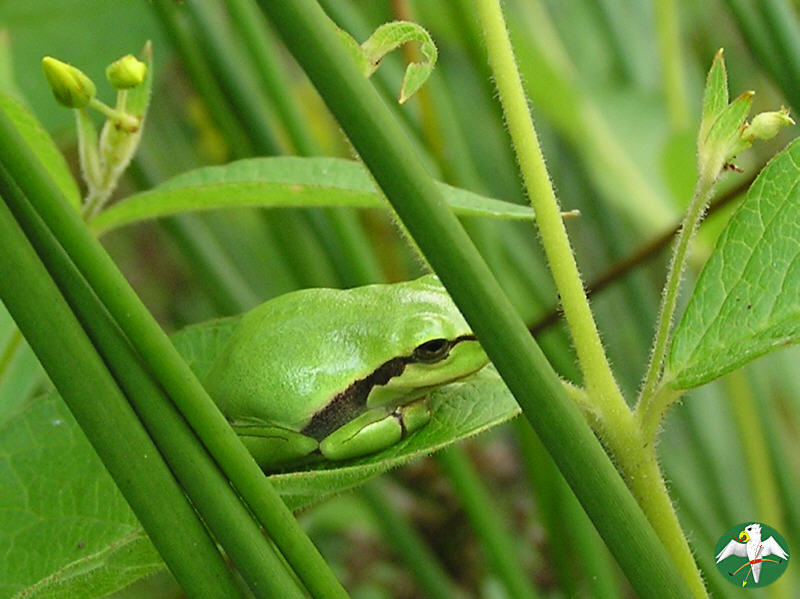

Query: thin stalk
[183,0,282,156]
[360,483,467,599]
[224,0,321,157]
[0,104,350,599]
[726,372,786,536]
[472,0,626,421]
[256,1,693,596]
[589,0,640,83]
[654,0,690,130]
[87,97,139,132]
[437,448,543,599]
[3,173,306,598]
[189,0,379,287]
[151,0,254,158]
[514,419,621,598]
[722,0,791,100]
[473,1,706,595]
[531,174,753,336]
[0,190,241,598]
[637,172,716,414]
[161,215,259,315]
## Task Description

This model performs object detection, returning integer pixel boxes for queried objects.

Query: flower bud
[105,54,147,90]
[742,107,794,142]
[41,56,96,108]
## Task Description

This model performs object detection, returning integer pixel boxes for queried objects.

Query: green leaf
[89,157,536,235]
[699,49,729,147]
[701,91,754,169]
[6,310,519,593]
[668,138,800,388]
[0,90,81,210]
[360,21,438,103]
[171,317,520,510]
[0,395,161,599]
[13,532,162,599]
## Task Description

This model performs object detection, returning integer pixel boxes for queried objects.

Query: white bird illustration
[716,523,789,585]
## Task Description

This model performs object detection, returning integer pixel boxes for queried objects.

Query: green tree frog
[204,275,488,467]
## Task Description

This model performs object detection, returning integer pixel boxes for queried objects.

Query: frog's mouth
[301,335,478,441]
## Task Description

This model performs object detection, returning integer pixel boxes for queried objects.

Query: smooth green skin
[205,275,488,467]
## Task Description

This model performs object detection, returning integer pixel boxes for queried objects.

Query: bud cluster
[40,46,152,219]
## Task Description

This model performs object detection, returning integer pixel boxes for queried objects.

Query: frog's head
[365,275,488,407]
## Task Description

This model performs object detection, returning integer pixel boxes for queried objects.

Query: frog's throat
[301,334,476,441]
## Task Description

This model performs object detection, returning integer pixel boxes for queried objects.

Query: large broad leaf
[170,317,519,509]
[668,138,800,388]
[88,157,536,235]
[5,313,518,597]
[0,395,163,599]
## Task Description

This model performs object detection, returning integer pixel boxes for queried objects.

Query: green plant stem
[760,0,800,110]
[727,372,791,599]
[437,448,543,599]
[0,188,241,598]
[151,0,254,158]
[639,384,682,446]
[654,0,690,130]
[186,0,381,288]
[514,419,621,598]
[162,214,259,314]
[473,0,626,422]
[360,483,467,599]
[0,103,350,599]
[88,97,139,132]
[726,372,786,538]
[638,172,716,412]
[474,2,705,595]
[183,0,281,156]
[225,0,320,157]
[256,1,693,595]
[2,172,305,598]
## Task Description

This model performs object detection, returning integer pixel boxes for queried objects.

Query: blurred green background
[1,1,798,597]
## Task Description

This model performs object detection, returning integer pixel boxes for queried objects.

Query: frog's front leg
[319,398,431,461]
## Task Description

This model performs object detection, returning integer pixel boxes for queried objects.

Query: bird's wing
[716,540,748,562]
[761,536,789,560]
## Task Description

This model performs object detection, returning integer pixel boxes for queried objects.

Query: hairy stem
[473,1,707,594]
[638,172,717,411]
[472,0,626,420]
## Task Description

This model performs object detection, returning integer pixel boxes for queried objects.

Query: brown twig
[530,174,756,336]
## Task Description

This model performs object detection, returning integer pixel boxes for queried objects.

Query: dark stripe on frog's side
[301,335,476,441]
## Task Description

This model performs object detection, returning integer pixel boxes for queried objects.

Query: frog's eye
[412,338,451,363]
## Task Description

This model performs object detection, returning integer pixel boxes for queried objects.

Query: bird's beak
[739,531,750,542]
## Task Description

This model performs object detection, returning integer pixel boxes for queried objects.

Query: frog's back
[204,276,470,429]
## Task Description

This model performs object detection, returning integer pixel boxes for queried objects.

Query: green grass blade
[3,174,307,597]
[0,189,241,598]
[437,448,544,599]
[360,483,468,599]
[255,1,693,595]
[0,96,351,599]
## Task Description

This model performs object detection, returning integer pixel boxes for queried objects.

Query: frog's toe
[234,424,319,467]
[319,399,431,461]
